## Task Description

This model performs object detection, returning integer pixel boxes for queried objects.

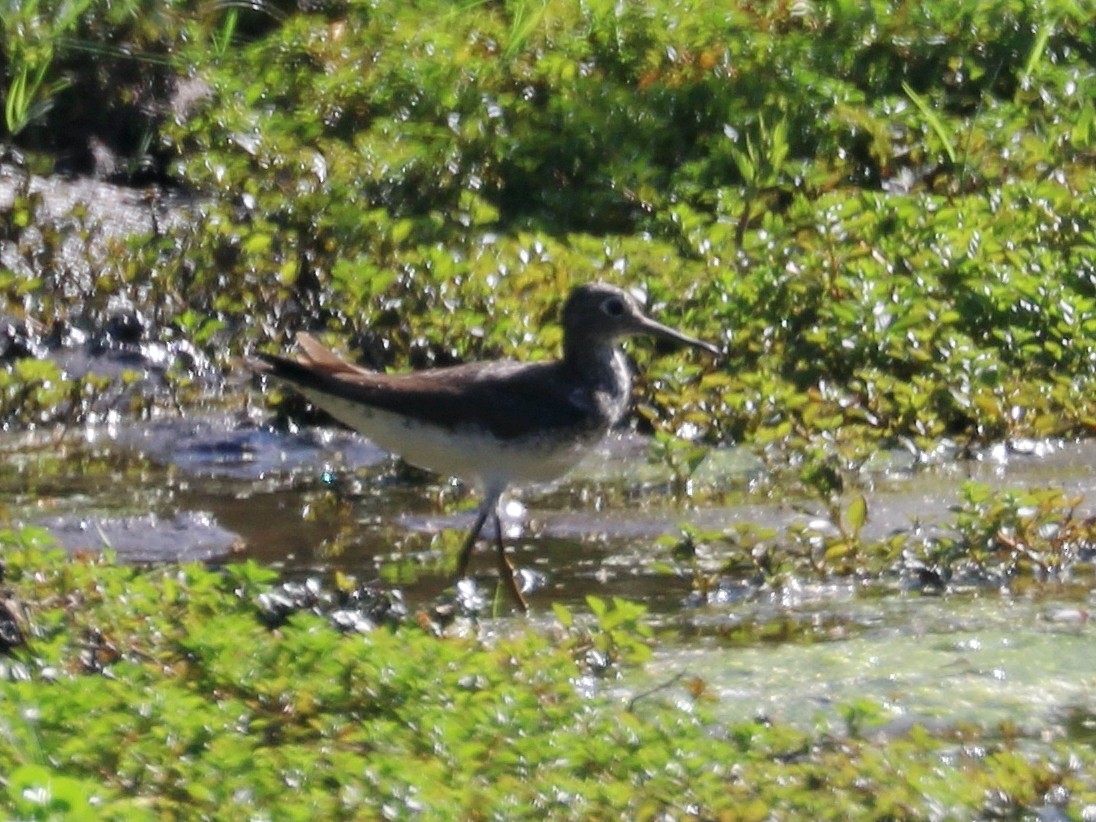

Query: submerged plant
[919,482,1096,583]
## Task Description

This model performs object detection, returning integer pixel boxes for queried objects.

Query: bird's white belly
[300,390,593,489]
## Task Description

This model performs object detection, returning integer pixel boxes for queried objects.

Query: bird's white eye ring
[602,297,625,317]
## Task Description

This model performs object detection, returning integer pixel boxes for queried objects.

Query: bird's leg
[455,488,527,612]
[492,505,528,613]
[456,489,501,578]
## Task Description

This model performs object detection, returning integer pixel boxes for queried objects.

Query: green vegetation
[660,481,1096,604]
[0,0,92,136]
[3,1,1096,817]
[1,532,1095,819]
[0,0,1093,467]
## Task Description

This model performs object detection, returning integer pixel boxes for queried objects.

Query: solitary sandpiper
[249,282,719,611]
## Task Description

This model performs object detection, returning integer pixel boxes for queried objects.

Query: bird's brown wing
[250,335,595,441]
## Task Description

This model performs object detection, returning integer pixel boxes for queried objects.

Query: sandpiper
[249,282,719,611]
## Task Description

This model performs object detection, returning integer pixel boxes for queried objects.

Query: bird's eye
[602,297,625,317]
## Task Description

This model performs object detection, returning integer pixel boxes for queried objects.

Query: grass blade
[902,81,957,165]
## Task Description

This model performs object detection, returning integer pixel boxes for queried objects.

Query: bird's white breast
[298,388,594,490]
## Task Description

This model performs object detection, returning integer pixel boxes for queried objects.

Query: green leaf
[585,594,607,619]
[845,494,868,534]
[551,601,573,628]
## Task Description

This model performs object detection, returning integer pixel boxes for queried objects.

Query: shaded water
[3,413,1096,732]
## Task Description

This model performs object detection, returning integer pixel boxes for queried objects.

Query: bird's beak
[634,315,721,356]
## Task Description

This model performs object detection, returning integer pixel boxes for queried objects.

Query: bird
[249,282,719,611]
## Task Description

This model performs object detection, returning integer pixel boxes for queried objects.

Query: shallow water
[624,594,1095,734]
[3,413,1096,732]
